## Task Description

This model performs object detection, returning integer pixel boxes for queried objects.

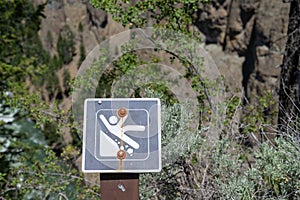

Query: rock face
[197,0,289,102]
[33,0,290,103]
[32,0,123,80]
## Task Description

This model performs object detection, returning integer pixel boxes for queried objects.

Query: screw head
[116,150,126,160]
[118,108,127,117]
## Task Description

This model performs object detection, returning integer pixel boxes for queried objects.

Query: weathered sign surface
[82,98,161,173]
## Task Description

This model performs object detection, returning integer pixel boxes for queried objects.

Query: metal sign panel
[82,98,161,173]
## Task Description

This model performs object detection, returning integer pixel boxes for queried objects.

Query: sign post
[100,173,139,199]
[82,98,161,199]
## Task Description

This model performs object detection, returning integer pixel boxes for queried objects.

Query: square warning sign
[82,98,161,173]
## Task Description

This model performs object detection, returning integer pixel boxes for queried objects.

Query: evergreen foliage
[57,25,76,65]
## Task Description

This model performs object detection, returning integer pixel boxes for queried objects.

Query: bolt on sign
[82,98,161,172]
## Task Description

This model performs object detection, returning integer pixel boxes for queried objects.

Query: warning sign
[82,98,161,173]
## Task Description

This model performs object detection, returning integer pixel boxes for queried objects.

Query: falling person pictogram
[99,112,145,157]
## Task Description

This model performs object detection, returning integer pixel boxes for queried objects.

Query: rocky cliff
[198,0,289,99]
[33,0,289,103]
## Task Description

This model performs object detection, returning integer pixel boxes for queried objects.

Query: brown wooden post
[100,173,139,200]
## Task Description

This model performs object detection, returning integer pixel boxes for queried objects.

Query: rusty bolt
[116,150,126,160]
[118,108,127,117]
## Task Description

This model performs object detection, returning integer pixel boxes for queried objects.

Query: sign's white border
[82,98,161,173]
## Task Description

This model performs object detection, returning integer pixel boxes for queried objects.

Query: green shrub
[57,25,76,65]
